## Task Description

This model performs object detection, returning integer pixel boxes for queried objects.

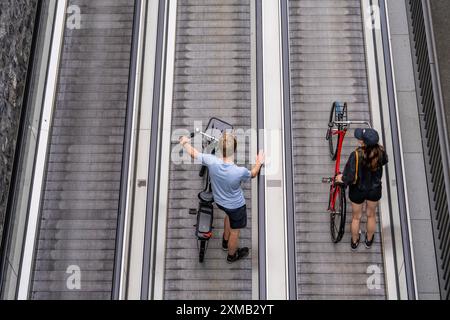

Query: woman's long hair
[360,144,385,171]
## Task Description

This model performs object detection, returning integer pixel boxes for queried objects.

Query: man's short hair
[218,132,237,158]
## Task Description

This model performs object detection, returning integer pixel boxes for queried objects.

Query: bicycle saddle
[198,191,214,203]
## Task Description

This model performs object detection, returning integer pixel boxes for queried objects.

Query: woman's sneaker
[364,233,374,249]
[222,237,228,251]
[351,231,361,251]
[227,247,249,263]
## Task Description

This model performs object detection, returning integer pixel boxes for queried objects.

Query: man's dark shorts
[217,204,247,229]
[349,185,382,204]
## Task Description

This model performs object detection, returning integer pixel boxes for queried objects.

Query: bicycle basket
[201,117,234,154]
[334,102,348,122]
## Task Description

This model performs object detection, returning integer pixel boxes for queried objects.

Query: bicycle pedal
[189,209,197,215]
[322,177,332,184]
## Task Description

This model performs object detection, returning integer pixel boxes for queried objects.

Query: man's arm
[179,136,199,159]
[251,151,265,178]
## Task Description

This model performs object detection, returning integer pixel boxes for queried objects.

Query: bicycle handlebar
[322,177,345,186]
[194,128,220,142]
[332,120,372,128]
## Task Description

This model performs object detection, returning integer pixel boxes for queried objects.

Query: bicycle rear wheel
[199,240,207,263]
[330,185,346,243]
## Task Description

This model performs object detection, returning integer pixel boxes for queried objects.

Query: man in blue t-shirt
[180,133,264,263]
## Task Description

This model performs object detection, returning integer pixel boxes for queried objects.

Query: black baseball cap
[354,128,379,146]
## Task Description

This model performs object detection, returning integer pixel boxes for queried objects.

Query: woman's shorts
[217,204,247,229]
[349,185,382,204]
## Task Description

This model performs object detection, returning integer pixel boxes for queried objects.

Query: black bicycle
[188,118,233,262]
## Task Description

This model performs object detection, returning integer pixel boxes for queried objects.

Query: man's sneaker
[351,231,361,251]
[227,247,249,263]
[364,233,374,249]
[222,237,228,251]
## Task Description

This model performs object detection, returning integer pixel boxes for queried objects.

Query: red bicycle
[324,102,371,243]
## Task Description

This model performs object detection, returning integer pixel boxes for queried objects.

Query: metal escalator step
[48,153,124,163]
[298,269,385,284]
[39,219,117,230]
[31,292,111,300]
[291,0,361,7]
[165,280,251,292]
[298,263,384,275]
[290,8,362,16]
[296,252,383,264]
[33,270,113,281]
[165,269,251,280]
[165,259,252,270]
[34,259,114,271]
[164,291,251,300]
[295,232,381,244]
[35,249,115,261]
[32,281,114,292]
[298,285,385,296]
[37,240,116,251]
[166,229,251,241]
[37,229,117,241]
[296,242,382,253]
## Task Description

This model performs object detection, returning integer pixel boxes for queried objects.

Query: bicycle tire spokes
[330,184,346,243]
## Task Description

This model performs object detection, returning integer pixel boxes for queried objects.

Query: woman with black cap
[336,128,388,251]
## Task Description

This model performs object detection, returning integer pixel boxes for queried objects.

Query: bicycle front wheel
[330,185,346,243]
[327,103,339,160]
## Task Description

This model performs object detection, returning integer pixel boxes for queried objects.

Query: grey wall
[429,0,450,143]
[0,0,38,242]
[388,0,440,299]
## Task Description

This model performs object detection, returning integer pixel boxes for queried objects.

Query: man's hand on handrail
[251,150,265,178]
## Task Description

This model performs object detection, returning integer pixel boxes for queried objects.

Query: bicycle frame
[328,120,371,212]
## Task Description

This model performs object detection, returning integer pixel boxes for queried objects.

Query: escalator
[288,0,386,300]
[29,0,137,299]
[162,0,254,300]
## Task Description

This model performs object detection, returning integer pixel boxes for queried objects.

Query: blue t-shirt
[197,153,251,209]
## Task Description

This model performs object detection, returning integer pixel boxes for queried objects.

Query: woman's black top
[342,148,388,191]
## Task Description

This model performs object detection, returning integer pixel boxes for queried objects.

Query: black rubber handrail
[141,0,168,300]
[256,0,267,300]
[112,0,143,300]
[280,0,298,300]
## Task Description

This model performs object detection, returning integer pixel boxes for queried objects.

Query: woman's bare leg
[351,202,363,243]
[366,200,378,240]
